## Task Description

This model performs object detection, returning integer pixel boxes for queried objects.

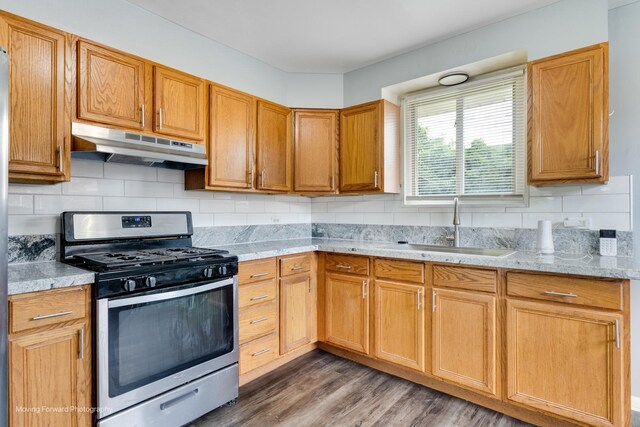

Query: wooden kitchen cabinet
[0,12,71,183]
[293,109,339,193]
[339,100,400,193]
[9,285,92,427]
[77,40,148,131]
[325,273,370,354]
[279,272,316,354]
[432,288,497,395]
[528,43,609,185]
[256,100,292,192]
[206,84,256,189]
[506,299,623,426]
[153,65,206,141]
[373,280,424,371]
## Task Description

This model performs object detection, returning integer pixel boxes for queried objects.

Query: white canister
[537,220,554,255]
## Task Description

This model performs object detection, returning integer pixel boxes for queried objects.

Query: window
[403,67,527,206]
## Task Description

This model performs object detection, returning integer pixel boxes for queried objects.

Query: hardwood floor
[190,350,531,427]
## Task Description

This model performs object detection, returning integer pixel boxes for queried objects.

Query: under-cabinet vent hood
[71,122,208,170]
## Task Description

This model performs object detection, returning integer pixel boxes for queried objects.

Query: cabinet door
[293,110,338,193]
[432,288,496,395]
[374,280,424,371]
[10,323,91,427]
[154,65,205,141]
[209,84,255,189]
[257,100,292,192]
[529,43,608,184]
[340,101,382,192]
[325,273,369,354]
[506,299,623,426]
[78,40,146,130]
[1,15,69,182]
[280,273,316,354]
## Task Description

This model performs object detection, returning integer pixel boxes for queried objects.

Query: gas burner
[74,247,226,270]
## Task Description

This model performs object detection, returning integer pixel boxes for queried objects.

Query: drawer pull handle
[543,291,577,298]
[252,348,271,357]
[417,289,421,311]
[336,264,352,269]
[250,272,269,278]
[615,319,620,349]
[291,266,306,271]
[32,310,73,321]
[250,295,269,301]
[79,327,85,360]
[160,389,199,411]
[250,317,269,324]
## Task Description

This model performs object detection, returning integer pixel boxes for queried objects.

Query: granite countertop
[219,238,640,280]
[8,262,95,296]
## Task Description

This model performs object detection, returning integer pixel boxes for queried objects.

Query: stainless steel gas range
[61,211,239,427]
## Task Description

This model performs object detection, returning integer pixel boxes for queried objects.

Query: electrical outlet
[563,217,592,229]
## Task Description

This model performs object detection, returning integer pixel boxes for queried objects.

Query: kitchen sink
[377,243,516,258]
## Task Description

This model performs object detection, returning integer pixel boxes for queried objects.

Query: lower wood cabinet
[506,299,623,427]
[373,280,424,371]
[432,288,497,396]
[325,273,369,354]
[8,285,92,427]
[279,273,316,354]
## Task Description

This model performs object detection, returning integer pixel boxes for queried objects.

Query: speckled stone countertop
[218,238,640,280]
[8,262,95,296]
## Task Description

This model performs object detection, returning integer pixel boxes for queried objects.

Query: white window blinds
[403,68,527,206]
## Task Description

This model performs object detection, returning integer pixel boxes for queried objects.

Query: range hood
[71,122,208,170]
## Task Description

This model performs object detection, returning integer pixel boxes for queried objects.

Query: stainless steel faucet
[453,197,460,247]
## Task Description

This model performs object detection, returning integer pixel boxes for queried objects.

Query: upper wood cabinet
[257,100,292,192]
[528,43,609,185]
[153,65,206,141]
[208,84,256,189]
[77,40,147,130]
[293,109,339,194]
[325,273,369,354]
[506,299,623,426]
[339,100,400,193]
[0,13,70,183]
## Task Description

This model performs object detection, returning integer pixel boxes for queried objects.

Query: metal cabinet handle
[32,310,73,321]
[250,317,269,324]
[417,289,421,311]
[158,107,163,129]
[250,295,269,301]
[291,266,306,271]
[336,264,352,269]
[374,171,379,188]
[250,273,269,278]
[160,389,199,411]
[543,291,578,298]
[79,327,84,359]
[260,170,265,187]
[615,319,620,349]
[140,104,145,128]
[57,146,63,171]
[252,348,271,357]
[432,290,437,312]
[595,150,600,176]
[331,175,335,191]
[248,168,254,186]
[361,281,367,299]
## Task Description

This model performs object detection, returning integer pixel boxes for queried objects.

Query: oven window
[107,283,234,397]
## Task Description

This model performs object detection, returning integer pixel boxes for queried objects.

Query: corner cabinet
[256,100,292,192]
[339,100,400,193]
[0,12,71,183]
[528,43,609,185]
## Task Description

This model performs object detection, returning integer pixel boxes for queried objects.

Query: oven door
[96,276,238,417]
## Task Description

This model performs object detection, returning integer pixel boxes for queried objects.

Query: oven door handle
[107,278,235,308]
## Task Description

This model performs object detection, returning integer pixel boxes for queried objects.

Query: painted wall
[0,0,343,108]
[343,0,609,105]
[608,0,640,402]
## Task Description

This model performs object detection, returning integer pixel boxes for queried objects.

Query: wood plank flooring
[190,350,531,427]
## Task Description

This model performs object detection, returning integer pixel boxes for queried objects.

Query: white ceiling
[126,0,562,73]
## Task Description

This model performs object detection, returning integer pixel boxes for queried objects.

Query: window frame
[401,66,528,207]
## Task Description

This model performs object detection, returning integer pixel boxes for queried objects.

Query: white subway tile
[157,168,185,183]
[327,202,355,213]
[562,194,630,213]
[311,202,328,213]
[311,213,336,223]
[582,176,630,195]
[290,203,311,214]
[384,201,419,213]
[124,181,169,198]
[64,177,123,196]
[200,199,235,213]
[275,195,310,203]
[70,159,104,178]
[34,195,102,214]
[472,213,522,228]
[103,197,157,211]
[213,192,246,200]
[246,213,272,225]
[104,163,157,181]
[245,193,271,201]
[362,213,394,225]
[8,195,33,215]
[393,212,430,226]
[297,213,312,223]
[156,198,200,212]
[354,201,386,213]
[213,213,247,226]
[333,195,363,202]
[192,213,214,228]
[237,200,266,213]
[263,201,289,213]
[584,213,631,232]
[335,213,364,224]
[173,184,214,199]
[9,183,62,195]
[507,197,562,213]
[528,185,581,197]
[8,215,60,235]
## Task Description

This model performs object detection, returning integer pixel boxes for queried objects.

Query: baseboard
[632,396,640,412]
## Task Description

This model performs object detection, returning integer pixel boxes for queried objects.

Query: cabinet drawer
[9,286,87,334]
[239,258,277,284]
[375,259,424,284]
[325,254,369,276]
[240,333,278,375]
[506,272,623,310]
[433,265,497,293]
[239,302,277,343]
[239,279,277,309]
[279,253,312,277]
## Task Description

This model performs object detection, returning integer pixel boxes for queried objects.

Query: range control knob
[217,265,228,276]
[123,279,136,292]
[145,276,157,288]
[203,267,215,279]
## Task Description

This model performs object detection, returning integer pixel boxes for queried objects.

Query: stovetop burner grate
[75,247,227,269]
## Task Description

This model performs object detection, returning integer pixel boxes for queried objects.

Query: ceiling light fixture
[438,72,470,86]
